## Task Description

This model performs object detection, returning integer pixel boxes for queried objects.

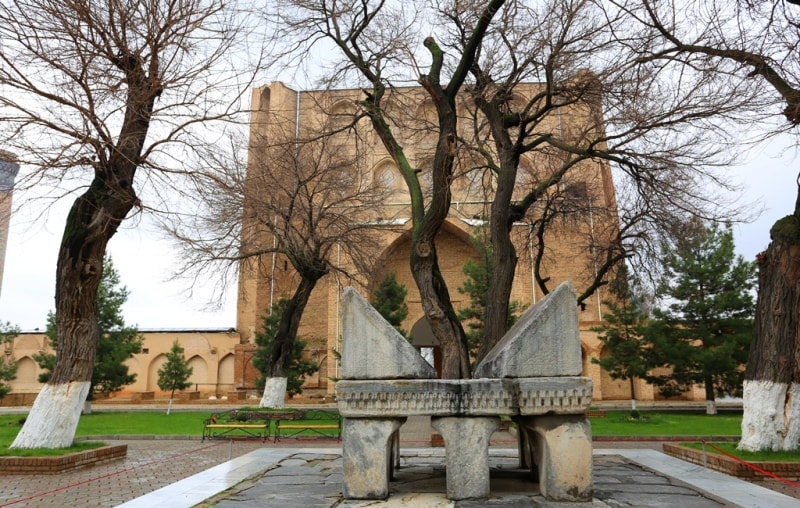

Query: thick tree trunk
[739,229,800,451]
[260,274,322,408]
[11,184,134,448]
[410,238,471,379]
[411,98,470,379]
[10,58,153,449]
[479,148,519,363]
[704,377,717,415]
[260,377,288,408]
[9,383,90,448]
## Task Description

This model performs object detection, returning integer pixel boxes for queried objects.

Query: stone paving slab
[181,447,799,508]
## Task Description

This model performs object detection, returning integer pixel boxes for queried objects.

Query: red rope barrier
[702,440,800,489]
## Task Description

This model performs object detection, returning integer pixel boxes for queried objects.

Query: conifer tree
[157,340,193,415]
[591,269,651,410]
[458,228,521,358]
[371,274,409,338]
[645,220,756,414]
[0,322,18,399]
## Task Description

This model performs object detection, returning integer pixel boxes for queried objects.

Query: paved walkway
[1,416,798,507]
[120,446,798,508]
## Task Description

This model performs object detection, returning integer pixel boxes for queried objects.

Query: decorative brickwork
[0,444,127,475]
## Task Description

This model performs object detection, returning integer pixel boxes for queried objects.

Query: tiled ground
[0,439,266,507]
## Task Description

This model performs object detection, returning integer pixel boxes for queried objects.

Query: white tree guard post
[260,377,287,408]
[10,382,90,449]
[739,380,800,452]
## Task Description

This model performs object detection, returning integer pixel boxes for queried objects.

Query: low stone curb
[663,443,800,483]
[0,444,127,474]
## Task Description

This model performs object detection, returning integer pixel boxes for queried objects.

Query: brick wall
[0,444,127,475]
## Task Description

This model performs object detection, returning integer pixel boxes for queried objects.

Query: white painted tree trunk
[705,399,717,415]
[10,382,90,449]
[166,398,174,415]
[739,380,800,452]
[630,399,637,411]
[260,377,287,408]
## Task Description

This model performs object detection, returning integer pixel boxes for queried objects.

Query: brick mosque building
[232,81,660,402]
[3,83,704,404]
[0,151,19,299]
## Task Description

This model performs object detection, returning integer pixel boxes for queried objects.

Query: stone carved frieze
[516,377,593,415]
[336,377,592,417]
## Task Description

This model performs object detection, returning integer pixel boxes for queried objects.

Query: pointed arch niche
[370,220,478,377]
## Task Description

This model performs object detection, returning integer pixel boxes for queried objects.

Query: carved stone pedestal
[431,416,500,500]
[341,417,405,499]
[516,414,593,502]
[337,283,595,503]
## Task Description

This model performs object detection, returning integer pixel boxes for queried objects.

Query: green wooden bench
[202,411,270,441]
[274,410,342,441]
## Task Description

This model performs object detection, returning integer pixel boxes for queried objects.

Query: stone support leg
[431,416,500,500]
[517,414,593,502]
[342,417,405,499]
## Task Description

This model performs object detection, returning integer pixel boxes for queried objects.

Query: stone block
[130,391,154,403]
[431,416,500,500]
[340,287,436,380]
[517,414,593,502]
[341,417,405,499]
[473,281,581,378]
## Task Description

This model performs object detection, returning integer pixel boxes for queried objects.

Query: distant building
[0,151,19,299]
[235,82,644,400]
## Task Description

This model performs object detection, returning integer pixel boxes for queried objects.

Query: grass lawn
[0,412,209,453]
[681,441,800,462]
[0,440,107,457]
[588,410,742,437]
[0,409,745,454]
[0,409,343,454]
[0,409,745,441]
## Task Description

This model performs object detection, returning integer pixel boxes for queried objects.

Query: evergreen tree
[458,227,521,358]
[157,340,193,414]
[34,256,143,400]
[645,220,756,414]
[591,269,651,410]
[252,299,319,400]
[0,322,19,399]
[371,273,409,338]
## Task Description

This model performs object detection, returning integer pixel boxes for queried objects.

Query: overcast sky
[0,131,796,332]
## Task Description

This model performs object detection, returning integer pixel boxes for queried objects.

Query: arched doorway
[410,317,442,378]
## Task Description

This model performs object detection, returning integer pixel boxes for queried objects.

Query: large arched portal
[371,220,478,379]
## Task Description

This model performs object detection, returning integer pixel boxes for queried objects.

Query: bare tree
[393,0,759,361]
[270,0,765,376]
[169,112,389,406]
[0,0,264,448]
[610,0,800,452]
[272,0,510,379]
